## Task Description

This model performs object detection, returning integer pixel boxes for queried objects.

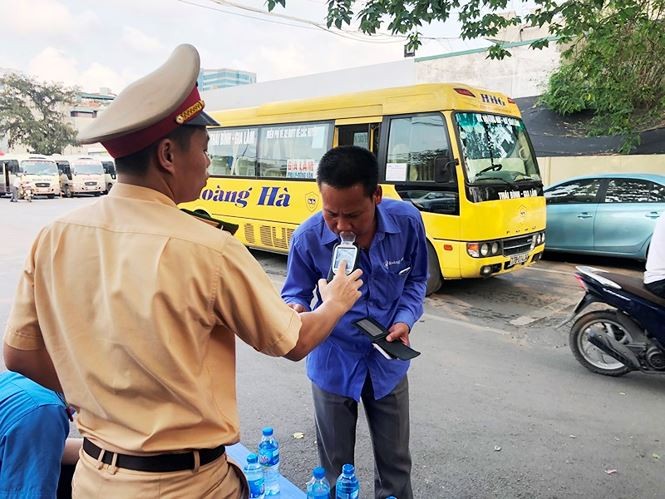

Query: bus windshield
[22,160,58,176]
[73,162,103,175]
[455,112,540,185]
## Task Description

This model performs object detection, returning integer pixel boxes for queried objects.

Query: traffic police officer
[4,44,363,497]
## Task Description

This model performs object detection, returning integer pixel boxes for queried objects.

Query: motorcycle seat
[602,272,665,308]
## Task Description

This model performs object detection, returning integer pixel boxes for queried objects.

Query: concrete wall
[203,59,416,111]
[539,154,665,186]
[415,42,561,99]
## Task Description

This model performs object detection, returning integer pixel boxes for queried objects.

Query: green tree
[541,1,665,152]
[0,73,78,155]
[267,0,665,152]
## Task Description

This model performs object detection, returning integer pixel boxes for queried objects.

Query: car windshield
[74,162,103,175]
[455,112,541,185]
[21,160,58,175]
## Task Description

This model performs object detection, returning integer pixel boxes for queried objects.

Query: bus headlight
[467,241,502,258]
[467,243,480,258]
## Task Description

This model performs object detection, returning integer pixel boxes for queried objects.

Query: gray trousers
[10,185,18,201]
[312,375,413,499]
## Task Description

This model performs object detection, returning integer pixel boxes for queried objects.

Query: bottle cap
[313,466,326,479]
[247,453,258,464]
[342,463,354,475]
[262,426,274,436]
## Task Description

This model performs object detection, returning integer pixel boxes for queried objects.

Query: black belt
[83,438,226,472]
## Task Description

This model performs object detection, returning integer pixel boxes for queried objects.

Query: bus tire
[426,242,443,296]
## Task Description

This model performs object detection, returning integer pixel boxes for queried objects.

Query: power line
[180,0,462,45]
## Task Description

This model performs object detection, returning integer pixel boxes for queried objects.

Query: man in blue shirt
[282,145,428,498]
[0,370,71,498]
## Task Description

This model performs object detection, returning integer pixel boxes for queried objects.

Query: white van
[0,154,60,198]
[53,156,105,197]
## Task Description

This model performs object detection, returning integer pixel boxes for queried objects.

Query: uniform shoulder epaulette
[180,208,239,235]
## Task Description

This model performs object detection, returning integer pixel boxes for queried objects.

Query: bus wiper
[478,163,502,174]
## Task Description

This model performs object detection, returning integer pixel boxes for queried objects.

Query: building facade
[197,68,256,92]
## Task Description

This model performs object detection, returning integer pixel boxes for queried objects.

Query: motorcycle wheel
[569,310,632,376]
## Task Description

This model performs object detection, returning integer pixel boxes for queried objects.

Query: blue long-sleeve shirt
[281,198,428,400]
[0,371,69,498]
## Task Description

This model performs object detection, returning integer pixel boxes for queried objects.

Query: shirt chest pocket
[371,263,411,302]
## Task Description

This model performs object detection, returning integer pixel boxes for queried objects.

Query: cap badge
[176,99,205,124]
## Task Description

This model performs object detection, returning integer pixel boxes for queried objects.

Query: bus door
[1,160,21,196]
[377,112,460,288]
[56,161,73,197]
[0,160,8,195]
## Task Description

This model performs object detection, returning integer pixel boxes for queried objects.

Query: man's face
[320,182,382,243]
[173,127,210,203]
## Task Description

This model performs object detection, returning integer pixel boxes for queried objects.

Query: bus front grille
[503,235,533,256]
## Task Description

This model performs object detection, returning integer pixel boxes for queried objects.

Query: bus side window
[386,114,450,183]
[337,124,369,150]
[208,127,258,177]
[258,123,333,179]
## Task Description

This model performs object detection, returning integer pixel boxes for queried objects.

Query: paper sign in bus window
[386,163,408,182]
[287,159,317,179]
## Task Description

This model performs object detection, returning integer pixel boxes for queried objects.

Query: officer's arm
[283,263,363,361]
[3,344,62,392]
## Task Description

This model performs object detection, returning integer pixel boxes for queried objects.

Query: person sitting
[645,214,665,298]
[0,370,82,498]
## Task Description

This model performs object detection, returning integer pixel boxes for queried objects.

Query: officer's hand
[318,260,363,313]
[287,302,307,313]
[386,322,410,346]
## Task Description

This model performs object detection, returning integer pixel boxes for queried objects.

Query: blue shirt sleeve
[0,404,69,498]
[281,236,319,311]
[392,214,428,329]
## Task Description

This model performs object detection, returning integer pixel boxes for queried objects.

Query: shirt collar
[319,200,401,246]
[108,183,177,208]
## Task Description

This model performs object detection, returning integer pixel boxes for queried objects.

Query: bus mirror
[435,156,456,184]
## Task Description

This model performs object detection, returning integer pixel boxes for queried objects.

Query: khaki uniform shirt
[4,184,301,454]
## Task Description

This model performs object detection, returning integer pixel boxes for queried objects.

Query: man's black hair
[317,145,379,197]
[115,125,203,174]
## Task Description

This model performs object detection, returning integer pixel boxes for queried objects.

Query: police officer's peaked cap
[78,44,219,159]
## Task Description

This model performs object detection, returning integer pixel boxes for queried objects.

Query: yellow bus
[181,83,546,294]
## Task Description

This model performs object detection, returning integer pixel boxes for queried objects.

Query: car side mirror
[435,156,457,184]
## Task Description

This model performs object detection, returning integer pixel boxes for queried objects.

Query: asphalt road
[1,196,663,498]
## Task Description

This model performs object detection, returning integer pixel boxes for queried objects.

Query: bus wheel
[426,242,443,296]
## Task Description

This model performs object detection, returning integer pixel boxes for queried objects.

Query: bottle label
[248,478,265,498]
[259,448,280,466]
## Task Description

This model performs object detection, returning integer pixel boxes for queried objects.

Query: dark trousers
[312,375,413,499]
[645,279,665,298]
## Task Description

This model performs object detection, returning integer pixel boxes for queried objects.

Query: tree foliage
[0,73,78,155]
[267,0,665,152]
[541,0,665,152]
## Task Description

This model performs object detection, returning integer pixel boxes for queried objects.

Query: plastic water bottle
[306,466,331,498]
[244,453,265,499]
[258,426,280,496]
[335,464,359,499]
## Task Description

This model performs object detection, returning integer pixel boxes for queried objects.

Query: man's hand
[386,322,410,346]
[287,302,307,313]
[318,260,363,314]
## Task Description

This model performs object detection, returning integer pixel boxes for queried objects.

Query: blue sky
[0,0,527,93]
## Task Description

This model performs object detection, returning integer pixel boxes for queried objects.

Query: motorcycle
[20,180,34,202]
[568,266,665,376]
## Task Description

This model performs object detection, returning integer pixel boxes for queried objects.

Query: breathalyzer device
[328,231,359,280]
